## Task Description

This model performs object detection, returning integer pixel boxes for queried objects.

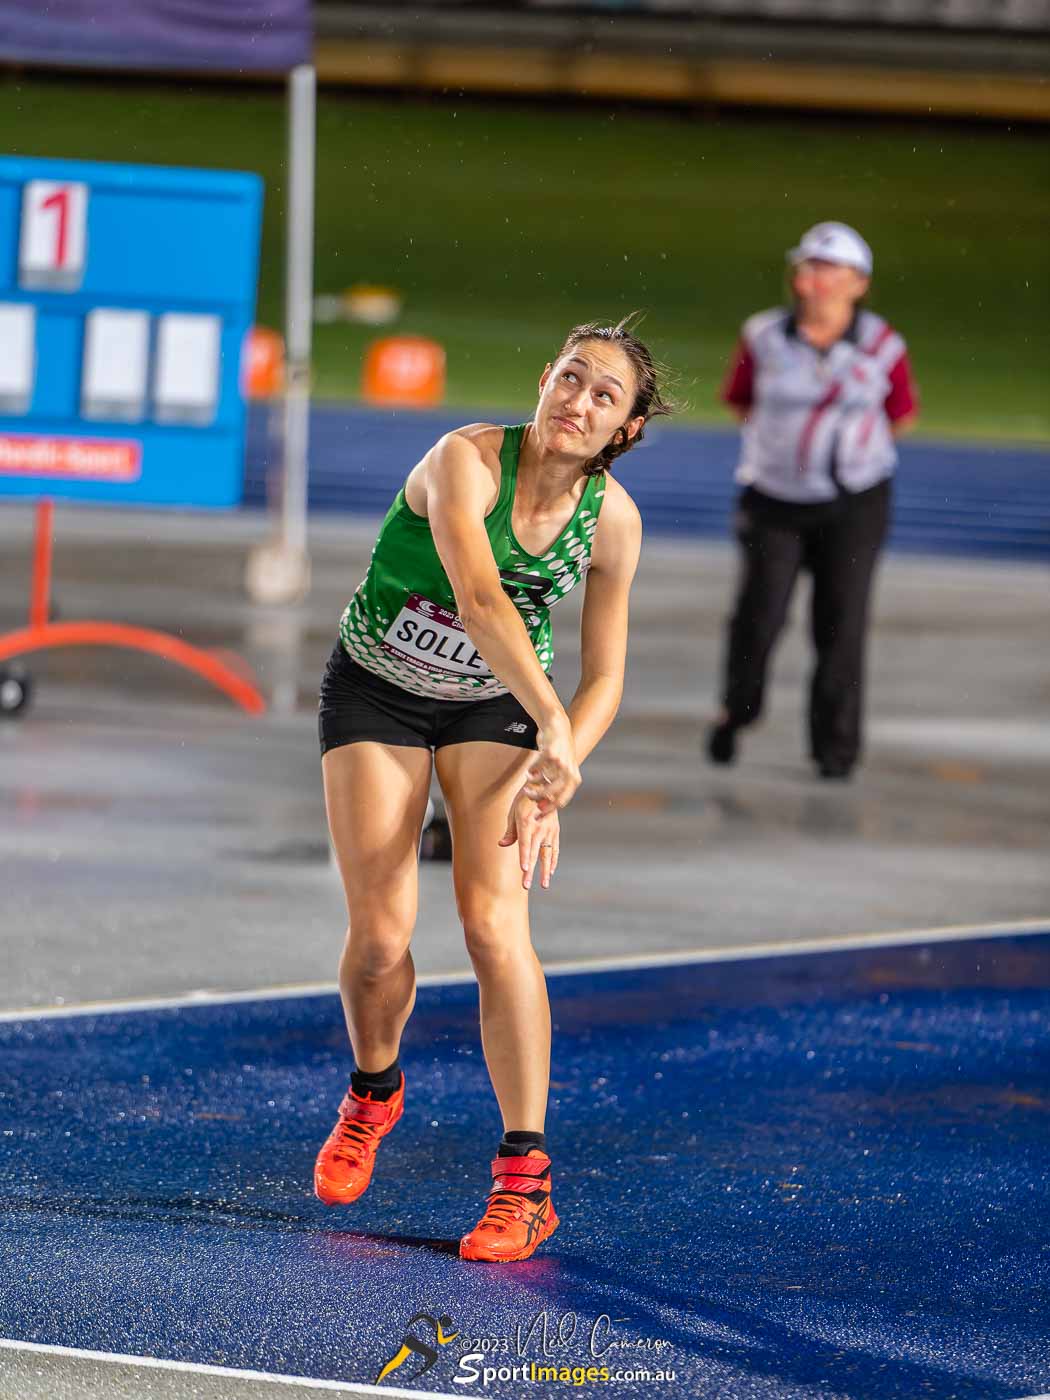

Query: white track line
[0,917,1046,1024]
[0,1338,459,1399]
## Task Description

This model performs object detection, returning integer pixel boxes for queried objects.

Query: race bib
[381,593,492,677]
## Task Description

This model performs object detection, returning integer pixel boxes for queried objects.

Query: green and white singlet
[338,423,606,701]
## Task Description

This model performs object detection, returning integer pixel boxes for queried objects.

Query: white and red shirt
[722,307,918,503]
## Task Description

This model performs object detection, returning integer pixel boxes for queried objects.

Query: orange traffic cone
[362,336,446,408]
[243,326,286,400]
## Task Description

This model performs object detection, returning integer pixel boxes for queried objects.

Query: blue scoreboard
[0,156,263,509]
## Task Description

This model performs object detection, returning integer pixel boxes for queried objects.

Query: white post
[282,62,315,570]
[247,62,315,606]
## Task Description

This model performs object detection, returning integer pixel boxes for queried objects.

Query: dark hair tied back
[556,313,674,477]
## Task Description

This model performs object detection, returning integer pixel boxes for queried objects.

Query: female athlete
[314,318,671,1262]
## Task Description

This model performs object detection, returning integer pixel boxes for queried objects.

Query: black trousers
[720,478,891,770]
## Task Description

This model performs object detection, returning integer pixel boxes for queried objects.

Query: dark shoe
[706,721,738,765]
[817,760,853,781]
[419,813,453,861]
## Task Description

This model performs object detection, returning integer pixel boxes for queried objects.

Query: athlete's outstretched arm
[570,487,643,765]
[426,431,580,810]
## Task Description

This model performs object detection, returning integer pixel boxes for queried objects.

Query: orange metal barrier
[0,501,267,716]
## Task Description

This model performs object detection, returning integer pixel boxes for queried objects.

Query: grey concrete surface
[1,501,1047,1017]
[0,1346,375,1400]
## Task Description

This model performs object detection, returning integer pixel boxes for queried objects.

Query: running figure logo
[375,1311,460,1385]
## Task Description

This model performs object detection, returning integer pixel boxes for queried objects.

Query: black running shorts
[318,641,541,756]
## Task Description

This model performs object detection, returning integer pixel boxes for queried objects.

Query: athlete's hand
[499,789,560,891]
[524,717,581,814]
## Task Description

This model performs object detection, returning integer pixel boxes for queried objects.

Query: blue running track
[245,406,1050,562]
[2,934,1049,1398]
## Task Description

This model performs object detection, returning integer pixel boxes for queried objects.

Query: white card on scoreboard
[19,181,89,292]
[152,313,221,425]
[81,308,151,422]
[0,303,35,414]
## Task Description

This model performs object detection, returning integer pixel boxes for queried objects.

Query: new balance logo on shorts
[504,722,528,734]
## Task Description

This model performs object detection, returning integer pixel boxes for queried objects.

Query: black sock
[496,1132,549,1204]
[350,1057,401,1102]
[498,1130,547,1158]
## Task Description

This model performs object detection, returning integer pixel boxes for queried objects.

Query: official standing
[708,222,918,779]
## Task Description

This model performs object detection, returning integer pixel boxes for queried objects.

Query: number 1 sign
[19,181,88,291]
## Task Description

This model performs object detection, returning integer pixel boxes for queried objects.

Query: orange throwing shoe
[313,1073,405,1205]
[459,1151,559,1262]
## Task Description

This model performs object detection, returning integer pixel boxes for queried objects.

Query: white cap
[787,222,873,275]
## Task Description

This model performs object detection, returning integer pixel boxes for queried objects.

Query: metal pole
[244,63,315,607]
[281,62,315,574]
[29,499,54,629]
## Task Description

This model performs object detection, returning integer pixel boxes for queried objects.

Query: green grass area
[3,75,1048,441]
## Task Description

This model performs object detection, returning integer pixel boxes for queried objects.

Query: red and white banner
[0,434,142,482]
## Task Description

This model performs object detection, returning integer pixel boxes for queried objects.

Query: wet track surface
[2,935,1049,1399]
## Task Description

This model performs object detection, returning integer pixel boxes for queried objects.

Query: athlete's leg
[434,741,550,1134]
[323,741,433,1071]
